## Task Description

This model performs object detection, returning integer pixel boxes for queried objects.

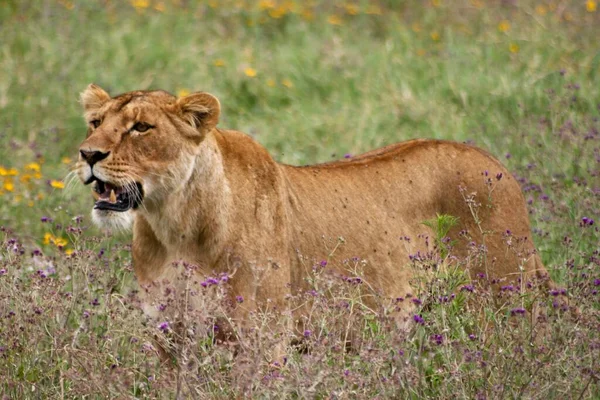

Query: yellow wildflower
[1,168,18,176]
[327,15,343,25]
[269,6,287,18]
[430,31,440,41]
[208,0,218,8]
[62,157,72,164]
[65,248,74,256]
[267,78,276,87]
[53,237,68,247]
[3,180,14,192]
[154,2,166,12]
[345,3,359,15]
[586,0,597,12]
[432,0,441,7]
[509,43,520,53]
[244,67,257,77]
[498,20,510,32]
[25,162,41,172]
[28,200,34,207]
[281,79,293,88]
[535,4,547,15]
[177,88,190,97]
[50,180,65,189]
[43,233,53,245]
[214,59,226,67]
[33,172,42,179]
[131,0,149,9]
[259,0,275,9]
[37,192,45,200]
[20,174,31,183]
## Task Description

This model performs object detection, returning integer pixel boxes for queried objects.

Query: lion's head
[76,84,220,231]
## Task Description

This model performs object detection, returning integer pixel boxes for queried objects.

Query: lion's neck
[137,132,231,263]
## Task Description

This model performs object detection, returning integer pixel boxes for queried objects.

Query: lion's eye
[90,120,101,129]
[132,122,152,133]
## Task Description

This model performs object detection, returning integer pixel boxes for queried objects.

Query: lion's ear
[80,84,110,115]
[177,92,220,133]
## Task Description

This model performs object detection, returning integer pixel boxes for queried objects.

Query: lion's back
[281,139,533,288]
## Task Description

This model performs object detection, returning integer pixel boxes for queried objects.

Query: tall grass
[1,0,599,398]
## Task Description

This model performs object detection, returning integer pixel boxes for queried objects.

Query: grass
[1,0,599,398]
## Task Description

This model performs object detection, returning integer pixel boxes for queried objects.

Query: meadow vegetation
[0,0,599,398]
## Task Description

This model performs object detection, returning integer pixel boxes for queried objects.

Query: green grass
[1,0,599,398]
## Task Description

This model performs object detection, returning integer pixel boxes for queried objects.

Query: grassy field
[1,0,599,398]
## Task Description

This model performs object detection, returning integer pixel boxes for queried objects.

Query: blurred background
[0,0,598,255]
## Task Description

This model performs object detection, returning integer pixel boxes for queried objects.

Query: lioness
[76,84,550,342]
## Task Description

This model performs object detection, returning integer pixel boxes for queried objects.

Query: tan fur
[77,85,551,336]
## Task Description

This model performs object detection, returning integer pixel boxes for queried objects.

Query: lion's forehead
[97,94,174,124]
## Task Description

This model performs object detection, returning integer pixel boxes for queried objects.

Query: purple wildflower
[461,284,474,292]
[158,321,170,332]
[413,314,425,324]
[236,295,244,303]
[344,153,352,159]
[510,308,526,316]
[303,329,312,337]
[581,217,594,227]
[431,334,444,345]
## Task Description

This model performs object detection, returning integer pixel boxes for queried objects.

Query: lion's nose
[80,149,110,166]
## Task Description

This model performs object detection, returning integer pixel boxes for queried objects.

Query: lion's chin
[91,208,134,232]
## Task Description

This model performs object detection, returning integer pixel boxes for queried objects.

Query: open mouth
[86,177,144,212]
